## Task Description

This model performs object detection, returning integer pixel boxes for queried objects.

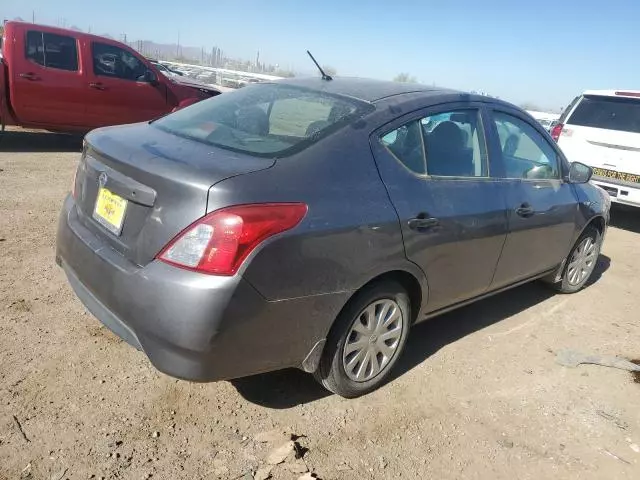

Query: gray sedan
[56,78,609,397]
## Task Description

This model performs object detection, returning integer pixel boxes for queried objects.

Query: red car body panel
[0,22,220,133]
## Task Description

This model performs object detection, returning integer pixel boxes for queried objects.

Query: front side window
[92,42,147,81]
[154,84,368,157]
[493,112,560,180]
[25,31,78,71]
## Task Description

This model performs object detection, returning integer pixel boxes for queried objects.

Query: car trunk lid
[74,122,274,266]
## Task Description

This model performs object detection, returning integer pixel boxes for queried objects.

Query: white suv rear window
[567,95,640,134]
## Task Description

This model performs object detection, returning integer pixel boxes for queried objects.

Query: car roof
[275,77,458,102]
[582,89,640,99]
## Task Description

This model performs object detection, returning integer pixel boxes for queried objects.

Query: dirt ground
[1,130,639,480]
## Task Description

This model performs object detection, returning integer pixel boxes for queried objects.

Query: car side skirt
[420,268,557,322]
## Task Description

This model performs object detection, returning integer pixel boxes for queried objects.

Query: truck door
[10,29,87,127]
[85,41,169,128]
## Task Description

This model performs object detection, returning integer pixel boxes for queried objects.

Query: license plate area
[592,167,640,184]
[93,187,128,235]
[595,183,618,198]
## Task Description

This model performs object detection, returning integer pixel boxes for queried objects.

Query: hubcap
[342,299,404,382]
[567,236,598,286]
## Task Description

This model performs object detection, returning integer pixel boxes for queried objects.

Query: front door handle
[19,72,40,81]
[408,214,440,231]
[515,203,535,218]
[89,82,106,90]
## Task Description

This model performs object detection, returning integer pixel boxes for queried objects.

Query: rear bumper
[592,178,640,208]
[56,195,349,381]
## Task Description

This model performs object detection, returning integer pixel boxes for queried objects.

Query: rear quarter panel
[207,120,426,302]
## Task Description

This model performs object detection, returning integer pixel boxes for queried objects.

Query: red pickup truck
[0,22,220,133]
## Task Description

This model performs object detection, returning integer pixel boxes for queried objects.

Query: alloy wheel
[567,236,598,286]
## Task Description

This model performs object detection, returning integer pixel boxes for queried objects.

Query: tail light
[551,123,564,142]
[157,203,308,276]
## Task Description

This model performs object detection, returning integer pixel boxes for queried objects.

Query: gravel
[1,129,640,479]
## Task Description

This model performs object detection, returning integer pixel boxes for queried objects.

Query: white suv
[553,90,640,207]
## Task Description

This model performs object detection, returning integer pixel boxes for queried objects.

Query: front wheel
[314,281,411,398]
[551,226,603,293]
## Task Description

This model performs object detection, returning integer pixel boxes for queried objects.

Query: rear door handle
[89,82,106,90]
[408,214,440,231]
[515,203,535,217]
[19,72,40,81]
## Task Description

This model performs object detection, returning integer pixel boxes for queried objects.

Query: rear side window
[154,84,370,157]
[559,95,580,124]
[25,31,78,71]
[92,42,147,81]
[381,121,426,174]
[567,95,640,133]
[380,109,488,177]
[422,109,488,177]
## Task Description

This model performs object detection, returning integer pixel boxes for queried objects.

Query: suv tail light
[157,203,308,276]
[551,123,564,142]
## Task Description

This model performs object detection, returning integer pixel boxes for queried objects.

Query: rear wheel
[551,226,602,293]
[314,281,411,398]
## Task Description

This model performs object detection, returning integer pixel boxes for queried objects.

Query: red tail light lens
[551,123,564,142]
[157,203,308,275]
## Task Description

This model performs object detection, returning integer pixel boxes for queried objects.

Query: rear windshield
[154,84,371,157]
[567,95,640,133]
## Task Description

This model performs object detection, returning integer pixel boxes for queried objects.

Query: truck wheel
[313,281,411,398]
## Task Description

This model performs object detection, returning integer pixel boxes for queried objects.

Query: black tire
[550,226,602,294]
[313,280,411,398]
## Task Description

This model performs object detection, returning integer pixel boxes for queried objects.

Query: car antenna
[306,50,332,81]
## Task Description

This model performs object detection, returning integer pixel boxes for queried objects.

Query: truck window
[25,31,79,71]
[92,42,147,81]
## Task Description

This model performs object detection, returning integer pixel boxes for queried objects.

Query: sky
[4,0,640,111]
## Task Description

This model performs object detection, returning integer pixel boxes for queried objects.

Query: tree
[393,73,416,83]
[520,102,542,112]
[322,65,336,76]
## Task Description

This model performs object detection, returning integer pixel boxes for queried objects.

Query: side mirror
[138,69,159,86]
[568,161,593,184]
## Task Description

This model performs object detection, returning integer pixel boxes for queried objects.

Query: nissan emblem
[98,172,108,187]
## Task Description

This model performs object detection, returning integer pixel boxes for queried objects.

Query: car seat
[306,120,331,137]
[235,107,269,136]
[426,121,474,176]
